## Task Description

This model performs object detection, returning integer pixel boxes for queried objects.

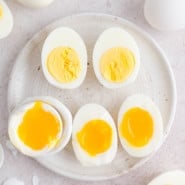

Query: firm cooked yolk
[47,47,81,83]
[120,107,154,147]
[100,47,135,83]
[0,4,3,19]
[77,119,113,156]
[18,102,61,150]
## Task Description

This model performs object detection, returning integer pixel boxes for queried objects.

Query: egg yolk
[120,107,154,147]
[100,47,135,83]
[0,4,3,19]
[47,47,81,83]
[18,102,61,150]
[77,119,113,156]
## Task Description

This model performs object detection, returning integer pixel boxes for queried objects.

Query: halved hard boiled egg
[0,0,13,39]
[8,96,72,157]
[42,27,87,89]
[148,170,185,185]
[93,27,140,89]
[16,0,54,8]
[118,94,163,158]
[72,104,117,166]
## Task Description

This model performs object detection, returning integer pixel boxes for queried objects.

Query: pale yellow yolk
[120,107,154,147]
[47,47,81,83]
[0,4,3,19]
[18,102,62,150]
[100,47,135,83]
[77,119,113,156]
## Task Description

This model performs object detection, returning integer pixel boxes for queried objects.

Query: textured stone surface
[0,0,185,184]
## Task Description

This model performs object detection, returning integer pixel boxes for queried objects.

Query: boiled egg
[118,94,163,158]
[0,143,4,169]
[16,0,54,8]
[72,104,117,166]
[3,178,24,185]
[8,96,72,157]
[42,27,87,89]
[148,170,185,185]
[0,0,13,39]
[93,27,140,89]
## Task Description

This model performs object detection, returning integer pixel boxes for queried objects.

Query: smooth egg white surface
[42,27,87,89]
[144,0,185,31]
[0,0,13,39]
[16,0,54,8]
[0,143,4,169]
[72,104,118,166]
[8,96,72,157]
[118,94,163,158]
[3,178,24,185]
[93,27,140,89]
[148,170,185,185]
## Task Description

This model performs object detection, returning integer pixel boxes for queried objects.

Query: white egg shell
[0,0,13,39]
[148,170,185,185]
[16,0,54,8]
[42,27,87,89]
[8,96,72,157]
[144,0,185,31]
[93,27,140,89]
[118,94,163,158]
[3,178,24,185]
[72,103,118,166]
[0,143,4,169]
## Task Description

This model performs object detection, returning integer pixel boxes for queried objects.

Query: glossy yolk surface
[120,107,153,147]
[100,47,135,83]
[77,119,113,156]
[47,47,81,83]
[0,4,3,19]
[18,102,61,150]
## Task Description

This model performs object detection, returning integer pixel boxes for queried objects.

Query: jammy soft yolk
[100,47,135,83]
[0,4,3,19]
[47,47,81,83]
[77,120,113,156]
[120,107,154,147]
[18,102,61,150]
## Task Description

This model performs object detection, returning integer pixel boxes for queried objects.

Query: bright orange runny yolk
[77,119,113,156]
[120,107,154,147]
[18,102,61,150]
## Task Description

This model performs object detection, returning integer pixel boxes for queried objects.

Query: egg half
[16,0,54,8]
[72,104,117,166]
[148,170,185,185]
[42,27,87,89]
[118,94,163,158]
[93,27,140,89]
[0,0,13,39]
[8,96,72,157]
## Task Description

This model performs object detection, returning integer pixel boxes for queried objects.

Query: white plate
[7,13,177,181]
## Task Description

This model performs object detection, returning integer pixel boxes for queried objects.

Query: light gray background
[0,0,185,184]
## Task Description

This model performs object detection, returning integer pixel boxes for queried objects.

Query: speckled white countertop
[0,0,185,184]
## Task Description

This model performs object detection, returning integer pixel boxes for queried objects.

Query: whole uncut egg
[93,27,140,89]
[144,0,185,30]
[42,27,87,89]
[118,94,163,158]
[148,170,185,185]
[16,0,54,8]
[72,104,117,166]
[0,0,13,39]
[8,96,72,157]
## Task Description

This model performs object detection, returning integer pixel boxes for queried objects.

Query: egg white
[72,103,117,167]
[93,27,140,89]
[16,0,54,8]
[118,94,163,158]
[0,0,13,39]
[148,170,185,185]
[42,27,87,89]
[8,96,72,157]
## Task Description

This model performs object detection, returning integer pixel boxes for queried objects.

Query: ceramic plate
[8,13,177,181]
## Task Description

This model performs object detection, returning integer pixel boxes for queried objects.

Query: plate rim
[7,13,177,181]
